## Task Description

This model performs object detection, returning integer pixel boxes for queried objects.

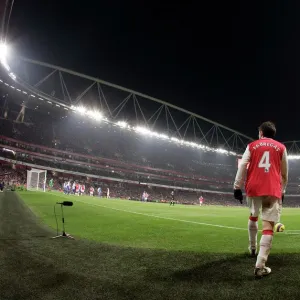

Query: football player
[234,121,288,279]
[170,190,175,206]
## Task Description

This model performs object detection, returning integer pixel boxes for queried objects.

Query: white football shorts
[247,196,281,223]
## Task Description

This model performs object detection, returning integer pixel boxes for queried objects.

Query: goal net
[27,169,47,192]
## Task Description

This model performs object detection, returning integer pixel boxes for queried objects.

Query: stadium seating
[0,162,299,207]
[0,95,299,200]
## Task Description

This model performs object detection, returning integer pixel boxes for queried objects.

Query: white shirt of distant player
[107,188,110,195]
[72,182,75,189]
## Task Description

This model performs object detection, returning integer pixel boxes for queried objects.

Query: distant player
[170,190,175,206]
[97,187,102,197]
[142,191,149,202]
[63,182,67,194]
[66,181,71,195]
[199,196,204,206]
[80,184,85,195]
[48,178,53,191]
[107,187,110,198]
[75,183,80,196]
[90,186,94,196]
[234,121,288,279]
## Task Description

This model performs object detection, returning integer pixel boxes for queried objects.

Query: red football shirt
[246,138,285,199]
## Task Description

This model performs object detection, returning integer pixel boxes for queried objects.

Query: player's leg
[255,196,280,278]
[278,197,282,222]
[247,197,261,256]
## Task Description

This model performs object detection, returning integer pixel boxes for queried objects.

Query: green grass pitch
[14,191,300,299]
[19,191,300,254]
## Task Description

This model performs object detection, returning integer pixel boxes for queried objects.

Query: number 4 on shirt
[259,151,271,172]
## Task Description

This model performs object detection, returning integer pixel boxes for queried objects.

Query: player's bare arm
[233,146,251,203]
[234,146,251,190]
[281,148,288,195]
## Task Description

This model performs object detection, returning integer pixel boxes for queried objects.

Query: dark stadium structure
[0,50,300,204]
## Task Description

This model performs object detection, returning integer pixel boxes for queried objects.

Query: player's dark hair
[259,121,276,138]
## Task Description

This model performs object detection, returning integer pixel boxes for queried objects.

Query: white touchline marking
[25,192,300,233]
[74,199,247,231]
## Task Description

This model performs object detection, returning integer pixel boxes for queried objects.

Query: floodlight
[288,155,300,160]
[216,148,228,154]
[76,106,86,114]
[158,134,169,139]
[0,43,10,72]
[93,112,103,121]
[117,121,127,128]
[9,72,16,80]
[1,58,10,71]
[87,110,102,120]
[0,43,8,59]
[135,126,150,135]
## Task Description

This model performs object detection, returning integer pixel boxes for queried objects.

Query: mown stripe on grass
[76,199,247,231]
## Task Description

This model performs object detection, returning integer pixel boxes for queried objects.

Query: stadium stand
[0,90,300,205]
[0,162,299,207]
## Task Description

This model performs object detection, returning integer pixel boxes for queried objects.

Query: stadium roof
[0,47,299,157]
[0,45,255,155]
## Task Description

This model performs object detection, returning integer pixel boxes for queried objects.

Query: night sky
[6,1,300,141]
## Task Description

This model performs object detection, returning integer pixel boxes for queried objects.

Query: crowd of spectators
[1,134,300,194]
[0,163,234,204]
[0,115,236,183]
[0,163,299,207]
[0,165,26,186]
[0,96,300,197]
[0,133,235,192]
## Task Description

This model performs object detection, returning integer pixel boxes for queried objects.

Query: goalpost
[27,168,47,192]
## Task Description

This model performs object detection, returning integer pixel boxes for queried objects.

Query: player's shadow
[166,253,300,284]
[169,253,254,283]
